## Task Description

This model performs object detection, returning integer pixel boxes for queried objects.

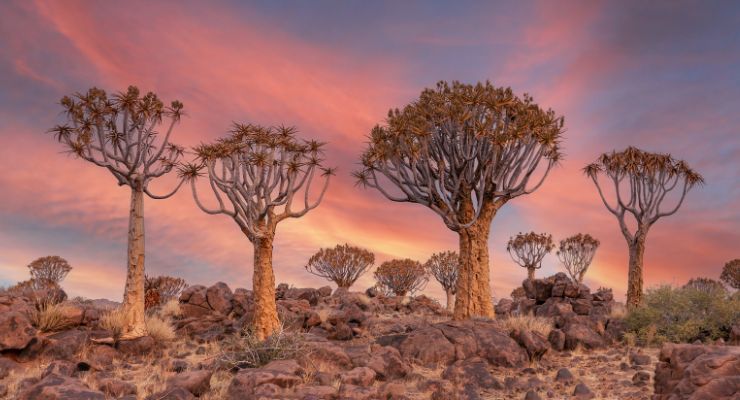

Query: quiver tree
[506,232,554,280]
[556,234,600,284]
[425,251,459,309]
[305,244,374,289]
[182,124,333,340]
[144,275,187,308]
[50,86,185,339]
[373,259,428,296]
[584,147,703,307]
[27,256,72,285]
[683,277,726,294]
[355,81,563,319]
[720,259,739,290]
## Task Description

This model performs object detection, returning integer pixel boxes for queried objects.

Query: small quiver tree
[374,259,429,297]
[557,234,600,284]
[584,147,703,307]
[50,86,185,339]
[506,232,554,280]
[144,275,187,309]
[27,256,72,286]
[183,124,333,340]
[425,251,459,309]
[305,244,374,289]
[355,81,563,320]
[720,259,739,290]
[683,278,727,294]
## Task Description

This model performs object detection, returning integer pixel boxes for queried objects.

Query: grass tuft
[500,314,554,337]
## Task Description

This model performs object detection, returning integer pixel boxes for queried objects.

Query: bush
[145,314,176,342]
[625,284,740,345]
[217,325,305,369]
[30,301,76,332]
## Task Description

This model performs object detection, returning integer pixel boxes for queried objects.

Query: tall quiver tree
[183,124,333,340]
[584,147,703,307]
[50,86,184,339]
[425,251,459,310]
[557,234,599,283]
[355,82,563,319]
[506,232,554,280]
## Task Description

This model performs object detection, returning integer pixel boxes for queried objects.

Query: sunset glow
[1,0,738,304]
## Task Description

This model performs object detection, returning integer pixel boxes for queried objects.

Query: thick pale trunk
[626,233,647,308]
[252,234,281,340]
[527,267,535,281]
[120,183,147,339]
[445,289,455,310]
[454,212,495,320]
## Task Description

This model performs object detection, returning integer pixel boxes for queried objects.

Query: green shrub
[625,284,740,346]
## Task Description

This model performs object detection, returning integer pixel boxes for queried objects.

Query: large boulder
[653,343,740,400]
[0,311,36,351]
[365,346,411,380]
[206,282,233,315]
[563,322,605,350]
[166,370,213,397]
[17,373,105,400]
[473,322,528,368]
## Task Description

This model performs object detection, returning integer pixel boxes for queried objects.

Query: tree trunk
[626,232,647,308]
[445,289,455,310]
[454,209,496,320]
[527,267,535,281]
[252,234,281,340]
[120,182,147,340]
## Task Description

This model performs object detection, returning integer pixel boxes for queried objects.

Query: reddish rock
[99,378,137,397]
[166,370,213,396]
[17,373,105,400]
[442,357,502,390]
[512,330,549,361]
[548,329,566,351]
[653,343,740,400]
[145,387,196,400]
[365,346,411,380]
[340,367,376,386]
[117,335,156,356]
[563,323,605,350]
[0,311,36,351]
[206,282,233,314]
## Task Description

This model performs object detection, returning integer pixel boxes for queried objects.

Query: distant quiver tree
[305,244,374,289]
[506,232,554,280]
[557,234,600,283]
[374,259,429,296]
[424,251,459,309]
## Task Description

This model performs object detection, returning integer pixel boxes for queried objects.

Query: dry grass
[98,308,126,337]
[2,361,46,398]
[146,314,176,342]
[201,371,232,400]
[159,298,183,319]
[29,301,76,332]
[218,325,306,369]
[500,314,554,337]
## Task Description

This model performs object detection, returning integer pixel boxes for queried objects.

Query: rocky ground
[0,273,737,399]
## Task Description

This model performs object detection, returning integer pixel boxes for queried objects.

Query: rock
[166,359,189,373]
[117,335,156,356]
[473,323,528,368]
[653,343,740,399]
[524,390,542,400]
[570,298,593,315]
[555,368,574,384]
[99,378,137,397]
[180,285,207,305]
[41,360,77,378]
[533,279,554,303]
[331,321,354,340]
[206,282,233,314]
[365,286,380,298]
[294,384,337,399]
[42,329,88,360]
[604,318,627,342]
[302,340,353,372]
[629,351,651,366]
[17,373,105,400]
[632,371,650,386]
[365,346,411,380]
[59,304,85,326]
[442,357,502,390]
[231,288,253,318]
[167,370,213,396]
[512,330,549,361]
[317,286,333,297]
[340,367,376,386]
[84,345,118,371]
[396,326,456,366]
[145,387,196,400]
[563,323,605,350]
[338,384,378,400]
[535,298,574,318]
[573,383,595,399]
[262,359,304,376]
[548,329,565,351]
[495,298,514,316]
[0,311,36,351]
[180,303,211,318]
[731,322,740,345]
[226,366,302,398]
[0,357,21,379]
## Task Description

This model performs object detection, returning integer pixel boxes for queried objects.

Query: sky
[0,0,738,303]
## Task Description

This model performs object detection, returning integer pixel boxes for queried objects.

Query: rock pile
[496,273,626,351]
[653,343,740,399]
